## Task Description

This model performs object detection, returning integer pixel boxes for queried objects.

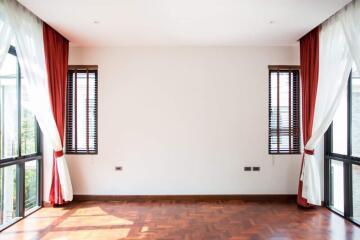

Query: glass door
[325,66,360,225]
[0,46,42,231]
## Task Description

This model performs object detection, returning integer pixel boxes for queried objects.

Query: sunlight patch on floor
[58,207,133,228]
[42,228,131,240]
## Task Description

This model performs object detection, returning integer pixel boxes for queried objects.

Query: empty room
[0,0,360,239]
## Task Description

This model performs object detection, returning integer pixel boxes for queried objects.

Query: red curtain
[43,23,69,205]
[297,27,320,207]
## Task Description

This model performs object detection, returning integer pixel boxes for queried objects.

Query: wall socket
[244,166,260,171]
[115,166,123,171]
[244,166,252,171]
[252,167,260,171]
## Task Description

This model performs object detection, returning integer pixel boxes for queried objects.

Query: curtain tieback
[304,149,314,155]
[54,150,64,158]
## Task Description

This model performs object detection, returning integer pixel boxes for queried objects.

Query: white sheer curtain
[301,1,358,205]
[341,0,360,72]
[0,2,11,68]
[1,0,73,201]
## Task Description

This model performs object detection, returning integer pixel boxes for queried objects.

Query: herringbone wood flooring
[1,200,359,240]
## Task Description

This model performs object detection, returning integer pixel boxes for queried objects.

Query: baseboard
[72,194,297,202]
[42,201,52,207]
[42,195,324,206]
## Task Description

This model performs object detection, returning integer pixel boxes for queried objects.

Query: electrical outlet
[252,167,260,171]
[115,166,123,171]
[244,166,252,171]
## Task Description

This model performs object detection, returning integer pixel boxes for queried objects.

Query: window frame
[0,46,42,232]
[65,65,98,155]
[325,70,360,227]
[268,65,301,155]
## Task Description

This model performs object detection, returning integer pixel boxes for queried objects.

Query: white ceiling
[19,0,350,47]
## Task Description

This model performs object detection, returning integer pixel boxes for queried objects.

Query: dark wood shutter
[66,65,98,154]
[268,66,300,154]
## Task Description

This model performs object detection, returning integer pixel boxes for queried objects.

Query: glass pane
[270,72,278,151]
[352,164,360,222]
[333,88,348,155]
[70,72,76,151]
[279,72,290,151]
[0,53,19,159]
[352,67,360,157]
[89,72,96,151]
[330,159,344,213]
[0,165,18,227]
[25,160,38,212]
[77,72,87,151]
[21,79,37,156]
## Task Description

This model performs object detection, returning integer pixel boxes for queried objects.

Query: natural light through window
[0,52,18,159]
[66,66,98,154]
[351,65,360,222]
[0,48,40,229]
[332,89,347,155]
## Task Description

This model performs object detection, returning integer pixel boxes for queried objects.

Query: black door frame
[0,46,43,232]
[324,71,360,227]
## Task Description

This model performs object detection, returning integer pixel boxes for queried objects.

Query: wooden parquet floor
[1,200,359,240]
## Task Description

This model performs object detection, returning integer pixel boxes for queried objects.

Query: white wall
[44,46,302,200]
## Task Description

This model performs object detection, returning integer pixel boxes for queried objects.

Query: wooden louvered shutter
[66,65,98,154]
[268,66,300,154]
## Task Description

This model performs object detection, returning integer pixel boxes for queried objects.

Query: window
[66,65,98,154]
[268,66,300,154]
[0,46,41,230]
[325,66,360,226]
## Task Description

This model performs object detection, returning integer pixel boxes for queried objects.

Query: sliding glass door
[325,66,360,225]
[0,46,42,230]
